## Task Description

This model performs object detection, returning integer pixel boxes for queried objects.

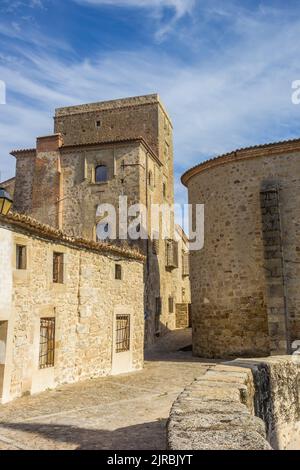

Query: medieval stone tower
[10,94,190,346]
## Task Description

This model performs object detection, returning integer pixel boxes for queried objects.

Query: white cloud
[73,0,195,39]
[74,0,195,17]
[1,2,300,205]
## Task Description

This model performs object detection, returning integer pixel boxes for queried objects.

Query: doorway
[112,313,132,375]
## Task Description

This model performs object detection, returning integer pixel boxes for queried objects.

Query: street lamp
[0,188,13,215]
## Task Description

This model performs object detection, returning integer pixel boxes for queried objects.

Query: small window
[155,297,162,315]
[148,170,153,187]
[96,120,101,128]
[39,317,55,369]
[16,245,27,270]
[168,296,174,314]
[116,315,130,353]
[53,252,64,284]
[163,183,167,198]
[115,264,122,280]
[95,165,108,183]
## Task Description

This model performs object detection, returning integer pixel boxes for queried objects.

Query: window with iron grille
[168,296,174,314]
[53,252,64,283]
[39,318,55,369]
[115,264,122,280]
[116,315,130,353]
[16,245,27,270]
[182,252,190,277]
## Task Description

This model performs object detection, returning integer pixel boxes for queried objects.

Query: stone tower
[182,140,300,358]
[11,94,190,346]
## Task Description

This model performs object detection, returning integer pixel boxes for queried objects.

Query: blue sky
[1,0,300,205]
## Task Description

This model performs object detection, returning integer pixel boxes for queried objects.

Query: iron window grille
[39,317,55,369]
[116,315,130,353]
[16,245,27,270]
[53,252,64,283]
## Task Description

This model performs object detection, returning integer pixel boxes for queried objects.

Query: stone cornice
[181,138,300,186]
[61,137,163,167]
[0,212,145,262]
[10,149,36,158]
[55,94,173,127]
[10,137,162,166]
[0,176,15,186]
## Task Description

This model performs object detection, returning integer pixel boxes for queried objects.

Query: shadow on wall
[0,420,168,450]
[252,361,300,450]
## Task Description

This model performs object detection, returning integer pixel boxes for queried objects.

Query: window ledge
[90,181,109,186]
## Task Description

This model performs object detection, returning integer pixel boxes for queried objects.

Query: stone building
[0,212,145,403]
[182,139,300,358]
[5,94,190,346]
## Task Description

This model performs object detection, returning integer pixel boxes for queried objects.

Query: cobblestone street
[0,330,214,450]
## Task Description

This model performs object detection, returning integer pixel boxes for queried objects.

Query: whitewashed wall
[0,227,13,321]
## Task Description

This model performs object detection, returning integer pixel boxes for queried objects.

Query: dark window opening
[116,315,130,353]
[115,264,122,280]
[53,252,64,284]
[95,165,108,183]
[16,245,27,270]
[169,296,174,314]
[96,120,101,128]
[39,317,55,369]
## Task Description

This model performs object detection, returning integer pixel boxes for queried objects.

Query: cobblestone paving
[0,330,215,450]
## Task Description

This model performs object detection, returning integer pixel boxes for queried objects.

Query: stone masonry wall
[54,94,172,158]
[0,218,144,403]
[186,150,300,357]
[13,152,35,214]
[10,94,190,348]
[167,357,300,450]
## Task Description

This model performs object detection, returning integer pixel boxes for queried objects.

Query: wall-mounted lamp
[0,188,13,215]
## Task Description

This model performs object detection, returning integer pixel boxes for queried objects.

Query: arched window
[95,165,108,183]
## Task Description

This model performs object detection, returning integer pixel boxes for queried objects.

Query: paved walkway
[0,330,215,450]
